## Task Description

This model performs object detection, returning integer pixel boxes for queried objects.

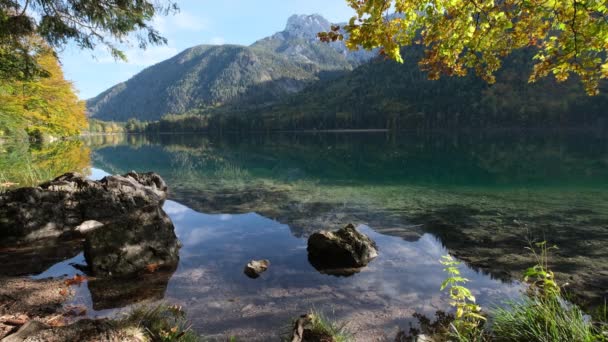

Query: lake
[2,130,608,340]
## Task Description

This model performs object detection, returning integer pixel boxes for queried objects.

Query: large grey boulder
[0,171,167,244]
[0,171,179,280]
[307,224,378,273]
[83,207,180,277]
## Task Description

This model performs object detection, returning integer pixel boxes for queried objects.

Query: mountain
[251,14,375,68]
[150,47,607,131]
[248,48,608,129]
[87,14,373,121]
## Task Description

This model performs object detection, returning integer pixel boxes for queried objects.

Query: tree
[0,0,178,80]
[0,38,87,138]
[321,0,608,95]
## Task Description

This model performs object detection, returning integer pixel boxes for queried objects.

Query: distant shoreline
[279,129,389,133]
[79,126,607,136]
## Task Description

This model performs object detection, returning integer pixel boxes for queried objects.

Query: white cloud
[209,36,226,45]
[153,11,209,35]
[164,200,190,215]
[219,214,232,221]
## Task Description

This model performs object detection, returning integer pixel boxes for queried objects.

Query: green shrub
[440,255,488,342]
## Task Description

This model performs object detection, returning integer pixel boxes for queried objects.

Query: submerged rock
[244,259,270,279]
[307,223,378,272]
[0,171,168,244]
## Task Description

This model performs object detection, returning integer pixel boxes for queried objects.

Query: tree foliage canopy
[0,0,178,79]
[0,39,87,138]
[321,0,608,94]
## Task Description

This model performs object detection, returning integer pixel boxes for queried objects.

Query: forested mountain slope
[87,14,372,121]
[89,13,607,129]
[206,48,608,130]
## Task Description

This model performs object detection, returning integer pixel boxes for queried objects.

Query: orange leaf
[145,263,160,273]
[64,274,87,286]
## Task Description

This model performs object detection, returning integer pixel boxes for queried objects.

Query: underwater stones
[0,171,169,244]
[307,223,378,274]
[244,259,270,279]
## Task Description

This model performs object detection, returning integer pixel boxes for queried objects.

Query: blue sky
[59,0,355,100]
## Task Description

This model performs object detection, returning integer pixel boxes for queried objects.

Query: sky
[58,0,355,100]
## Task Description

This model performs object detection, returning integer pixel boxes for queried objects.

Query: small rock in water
[307,223,378,271]
[244,259,270,279]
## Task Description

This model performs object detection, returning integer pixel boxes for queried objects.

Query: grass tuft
[492,296,597,342]
[117,304,200,342]
[286,309,351,342]
[307,311,351,342]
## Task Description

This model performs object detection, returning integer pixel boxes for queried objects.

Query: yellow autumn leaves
[0,42,87,138]
[340,0,608,94]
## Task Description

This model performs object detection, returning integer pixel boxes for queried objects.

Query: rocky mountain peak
[284,14,331,39]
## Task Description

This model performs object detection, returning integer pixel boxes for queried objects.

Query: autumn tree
[0,0,178,80]
[321,0,608,94]
[0,39,87,138]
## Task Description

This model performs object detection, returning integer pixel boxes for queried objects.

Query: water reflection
[34,252,178,312]
[162,200,522,340]
[88,266,177,311]
[27,196,521,340]
[6,130,607,339]
[0,140,90,188]
[85,131,608,309]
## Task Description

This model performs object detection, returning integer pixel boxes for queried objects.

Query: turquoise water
[17,131,608,340]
